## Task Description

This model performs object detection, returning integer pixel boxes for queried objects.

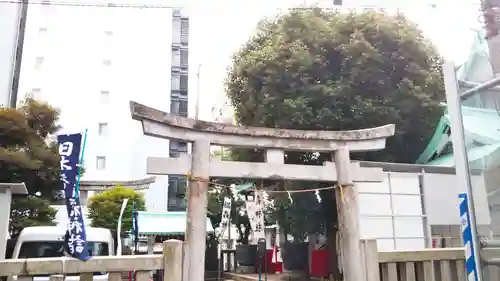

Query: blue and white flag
[132,201,138,244]
[57,133,89,261]
[459,192,478,281]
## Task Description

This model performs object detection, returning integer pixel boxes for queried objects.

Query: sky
[184,0,483,121]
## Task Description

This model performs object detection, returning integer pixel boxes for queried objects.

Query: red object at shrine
[255,248,283,274]
[255,249,274,273]
[310,249,329,277]
[272,245,283,274]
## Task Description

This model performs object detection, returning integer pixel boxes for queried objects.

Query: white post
[443,61,483,280]
[185,140,210,281]
[360,240,380,281]
[0,183,27,260]
[307,233,316,274]
[116,198,129,256]
[163,239,184,281]
[194,64,202,120]
[0,187,12,260]
[147,236,155,254]
[334,147,364,281]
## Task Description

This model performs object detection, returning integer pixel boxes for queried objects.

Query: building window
[98,122,108,136]
[100,90,110,103]
[172,49,181,67]
[34,57,44,70]
[180,19,189,45]
[169,141,188,158]
[180,75,188,92]
[38,27,48,36]
[179,100,188,117]
[178,142,187,153]
[168,176,187,211]
[180,49,188,69]
[170,99,179,114]
[362,5,377,12]
[171,75,180,91]
[102,59,112,67]
[170,97,188,117]
[31,88,41,99]
[96,156,106,170]
[172,19,181,45]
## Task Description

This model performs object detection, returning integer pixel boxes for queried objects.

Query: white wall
[423,172,491,226]
[17,3,176,211]
[357,170,491,251]
[0,2,22,106]
[358,172,427,251]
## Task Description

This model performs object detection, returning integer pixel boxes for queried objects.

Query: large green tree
[87,185,146,239]
[225,9,444,278]
[1,97,61,237]
[227,9,444,163]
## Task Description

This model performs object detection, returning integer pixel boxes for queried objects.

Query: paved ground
[224,272,325,281]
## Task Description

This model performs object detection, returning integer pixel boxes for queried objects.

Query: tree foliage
[207,185,251,244]
[1,96,61,237]
[208,184,275,245]
[208,148,275,244]
[9,196,57,237]
[1,97,62,196]
[87,185,146,238]
[271,184,324,242]
[208,148,252,242]
[226,9,444,163]
[225,9,445,277]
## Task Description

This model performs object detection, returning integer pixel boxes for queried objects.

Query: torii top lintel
[130,101,395,152]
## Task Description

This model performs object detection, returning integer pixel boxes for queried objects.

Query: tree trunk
[320,190,342,280]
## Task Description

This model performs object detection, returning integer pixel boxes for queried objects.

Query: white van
[9,226,114,281]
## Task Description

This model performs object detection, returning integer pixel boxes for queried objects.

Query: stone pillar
[185,140,210,281]
[147,236,155,254]
[333,147,364,281]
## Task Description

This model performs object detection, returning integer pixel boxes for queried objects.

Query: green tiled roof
[417,29,500,169]
[416,106,500,167]
[427,143,500,168]
[234,182,255,193]
[137,211,214,235]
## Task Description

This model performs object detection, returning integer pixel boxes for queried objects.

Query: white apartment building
[10,0,190,212]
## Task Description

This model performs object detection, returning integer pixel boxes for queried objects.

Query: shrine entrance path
[224,272,327,281]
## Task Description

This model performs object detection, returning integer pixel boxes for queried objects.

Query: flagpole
[74,129,88,198]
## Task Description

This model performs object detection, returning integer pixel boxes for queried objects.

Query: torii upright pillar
[130,101,395,281]
[334,147,362,281]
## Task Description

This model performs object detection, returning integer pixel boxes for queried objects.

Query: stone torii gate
[130,101,395,281]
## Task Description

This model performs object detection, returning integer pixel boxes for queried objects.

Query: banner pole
[74,129,88,198]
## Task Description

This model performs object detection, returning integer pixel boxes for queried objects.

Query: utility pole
[1,0,27,108]
[443,61,484,281]
[195,64,201,120]
[9,0,28,108]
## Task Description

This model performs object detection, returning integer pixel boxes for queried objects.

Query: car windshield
[18,241,109,276]
[18,241,109,258]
